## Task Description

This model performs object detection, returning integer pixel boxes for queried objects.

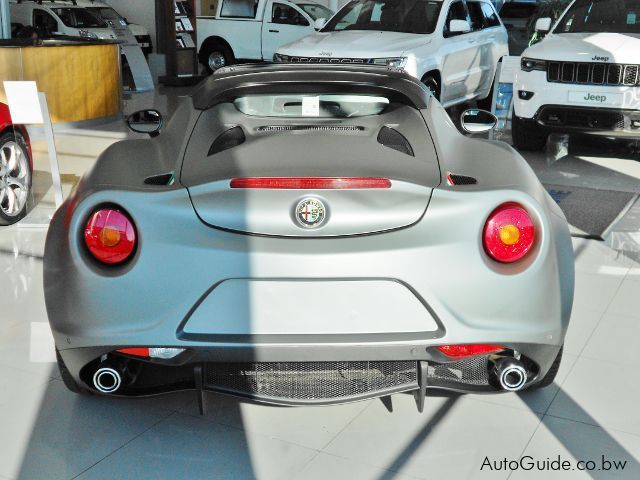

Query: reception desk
[0,39,122,123]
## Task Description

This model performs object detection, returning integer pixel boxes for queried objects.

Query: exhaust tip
[93,367,122,393]
[498,363,527,391]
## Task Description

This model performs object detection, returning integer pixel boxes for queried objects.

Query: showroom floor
[1,91,640,479]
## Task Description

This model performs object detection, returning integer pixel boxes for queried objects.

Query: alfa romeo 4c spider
[44,65,574,412]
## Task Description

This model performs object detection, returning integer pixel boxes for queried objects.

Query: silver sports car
[44,65,574,413]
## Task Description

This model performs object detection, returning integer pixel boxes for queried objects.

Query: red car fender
[0,102,33,169]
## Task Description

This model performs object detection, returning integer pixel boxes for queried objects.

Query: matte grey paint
[44,66,574,396]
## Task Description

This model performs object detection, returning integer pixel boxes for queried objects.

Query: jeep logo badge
[318,51,332,56]
[584,93,607,103]
[591,55,610,62]
[295,198,327,228]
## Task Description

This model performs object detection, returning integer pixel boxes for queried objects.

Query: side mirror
[127,109,163,137]
[460,109,497,134]
[449,19,471,34]
[314,18,326,30]
[535,17,552,33]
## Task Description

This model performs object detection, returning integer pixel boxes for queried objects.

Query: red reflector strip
[437,344,505,358]
[116,348,150,357]
[230,177,392,189]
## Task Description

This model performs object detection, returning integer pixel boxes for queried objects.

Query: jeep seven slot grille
[547,61,640,86]
[288,56,369,64]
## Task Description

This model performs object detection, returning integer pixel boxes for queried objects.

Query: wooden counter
[0,40,122,123]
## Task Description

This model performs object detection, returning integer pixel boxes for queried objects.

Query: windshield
[500,3,538,19]
[298,3,334,20]
[87,7,123,22]
[323,0,442,34]
[234,94,390,118]
[52,8,107,28]
[556,0,640,33]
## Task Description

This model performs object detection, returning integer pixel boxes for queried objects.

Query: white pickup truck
[197,0,334,72]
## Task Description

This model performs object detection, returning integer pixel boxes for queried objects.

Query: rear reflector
[116,347,185,359]
[230,177,392,189]
[437,344,505,358]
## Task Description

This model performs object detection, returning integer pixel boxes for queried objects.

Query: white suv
[10,0,116,40]
[513,0,640,150]
[274,0,508,108]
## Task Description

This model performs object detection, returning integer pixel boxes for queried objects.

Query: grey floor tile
[177,392,371,450]
[606,277,640,319]
[564,307,603,356]
[290,452,422,480]
[323,393,539,479]
[0,380,175,480]
[468,353,577,415]
[76,412,318,480]
[0,365,52,409]
[547,357,640,436]
[582,312,640,364]
[511,415,640,479]
[573,238,633,274]
[573,272,624,316]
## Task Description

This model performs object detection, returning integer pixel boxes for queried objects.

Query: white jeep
[274,0,508,108]
[513,0,640,150]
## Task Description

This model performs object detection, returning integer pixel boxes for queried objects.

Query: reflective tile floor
[2,108,640,479]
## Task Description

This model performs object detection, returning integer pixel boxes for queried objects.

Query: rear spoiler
[191,64,432,110]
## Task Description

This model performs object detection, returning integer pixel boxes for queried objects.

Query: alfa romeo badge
[295,198,327,229]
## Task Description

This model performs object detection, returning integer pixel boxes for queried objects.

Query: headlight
[79,30,98,39]
[371,57,408,68]
[273,53,290,63]
[521,57,547,72]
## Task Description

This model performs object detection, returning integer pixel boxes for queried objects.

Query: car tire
[512,112,548,151]
[56,349,87,394]
[421,74,440,101]
[201,44,234,74]
[0,131,31,226]
[529,347,563,390]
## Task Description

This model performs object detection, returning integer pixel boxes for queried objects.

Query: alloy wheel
[0,140,30,218]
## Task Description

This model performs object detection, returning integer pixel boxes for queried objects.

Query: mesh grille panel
[377,126,414,156]
[428,355,491,386]
[547,61,640,85]
[539,107,625,130]
[256,125,364,133]
[204,361,418,401]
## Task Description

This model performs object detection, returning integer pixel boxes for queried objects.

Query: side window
[481,2,501,28]
[271,3,309,26]
[220,0,257,18]
[444,1,469,37]
[467,2,486,30]
[33,9,58,34]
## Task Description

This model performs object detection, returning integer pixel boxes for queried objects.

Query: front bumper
[523,105,640,137]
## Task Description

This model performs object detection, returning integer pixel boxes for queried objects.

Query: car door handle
[269,29,279,33]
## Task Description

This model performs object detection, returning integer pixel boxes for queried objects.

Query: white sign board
[3,81,44,124]
[498,56,521,84]
[302,96,320,117]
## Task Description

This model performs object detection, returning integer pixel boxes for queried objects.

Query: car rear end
[45,66,572,409]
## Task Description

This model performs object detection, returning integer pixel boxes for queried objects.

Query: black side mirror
[127,109,163,137]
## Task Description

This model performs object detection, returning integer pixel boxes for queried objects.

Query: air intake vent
[447,173,478,186]
[208,126,246,156]
[256,125,364,133]
[144,172,174,186]
[377,126,414,156]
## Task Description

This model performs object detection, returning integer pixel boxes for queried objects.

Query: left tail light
[84,207,137,264]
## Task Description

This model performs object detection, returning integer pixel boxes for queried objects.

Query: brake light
[483,203,535,263]
[437,344,505,358]
[229,177,392,189]
[116,347,185,359]
[84,208,136,264]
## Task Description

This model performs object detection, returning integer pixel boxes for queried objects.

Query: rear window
[233,94,390,118]
[52,8,107,28]
[499,3,538,18]
[220,0,258,18]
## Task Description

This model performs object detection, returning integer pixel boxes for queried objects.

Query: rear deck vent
[208,126,246,156]
[256,125,364,133]
[377,126,414,156]
[144,172,174,186]
[447,173,478,186]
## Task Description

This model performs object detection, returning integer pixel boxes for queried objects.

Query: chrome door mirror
[535,17,552,33]
[460,109,497,134]
[126,109,163,137]
[314,17,326,30]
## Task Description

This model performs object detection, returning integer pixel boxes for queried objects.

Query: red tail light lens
[483,203,535,263]
[117,348,149,357]
[437,344,505,358]
[230,177,392,189]
[84,208,137,264]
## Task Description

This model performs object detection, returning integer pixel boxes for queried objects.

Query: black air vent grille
[448,173,478,186]
[547,61,640,86]
[208,126,246,156]
[377,126,414,156]
[256,125,364,133]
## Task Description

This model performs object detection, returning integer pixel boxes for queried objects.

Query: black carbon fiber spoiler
[191,64,432,110]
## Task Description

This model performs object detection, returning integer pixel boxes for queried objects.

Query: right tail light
[483,203,535,263]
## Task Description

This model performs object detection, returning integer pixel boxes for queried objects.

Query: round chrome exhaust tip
[492,359,528,391]
[93,367,122,393]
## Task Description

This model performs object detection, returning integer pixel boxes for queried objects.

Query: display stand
[160,0,204,86]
